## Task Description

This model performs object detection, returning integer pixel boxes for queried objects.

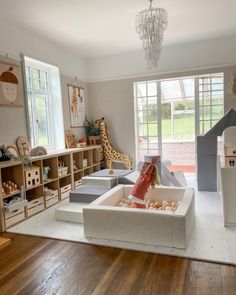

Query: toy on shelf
[65,130,80,148]
[95,117,133,170]
[83,159,88,168]
[73,160,78,171]
[58,160,68,177]
[16,136,31,156]
[43,187,58,198]
[78,137,87,148]
[2,181,18,195]
[24,165,40,188]
[225,146,236,167]
[30,146,47,156]
[4,186,28,213]
[43,166,51,181]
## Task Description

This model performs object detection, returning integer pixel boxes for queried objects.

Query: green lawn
[143,114,195,140]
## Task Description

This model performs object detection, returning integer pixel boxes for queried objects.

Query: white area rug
[7,176,236,265]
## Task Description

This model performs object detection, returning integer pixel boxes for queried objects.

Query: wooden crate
[46,196,59,207]
[61,190,71,200]
[60,184,71,194]
[28,204,44,217]
[5,211,25,228]
[27,197,44,209]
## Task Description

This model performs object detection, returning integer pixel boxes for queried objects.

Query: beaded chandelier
[136,0,168,69]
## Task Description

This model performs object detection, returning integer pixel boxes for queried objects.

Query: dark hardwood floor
[0,233,235,295]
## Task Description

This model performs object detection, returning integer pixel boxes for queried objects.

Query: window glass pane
[147,82,157,96]
[32,69,40,80]
[40,71,47,82]
[174,100,194,112]
[147,97,157,110]
[148,137,158,150]
[27,91,35,147]
[212,105,223,120]
[39,81,47,90]
[211,84,223,91]
[138,124,148,137]
[161,80,182,99]
[32,79,40,90]
[147,110,157,123]
[136,83,146,97]
[138,138,148,150]
[183,78,194,98]
[137,111,148,123]
[173,113,195,140]
[162,116,171,140]
[212,90,223,101]
[148,123,158,137]
[201,120,211,134]
[35,94,49,146]
[137,97,146,110]
[212,77,223,84]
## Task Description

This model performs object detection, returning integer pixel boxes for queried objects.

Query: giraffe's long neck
[100,123,113,151]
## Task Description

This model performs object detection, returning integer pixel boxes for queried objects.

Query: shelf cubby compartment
[26,186,44,217]
[83,150,93,168]
[73,151,83,171]
[93,148,101,164]
[24,160,42,189]
[1,164,24,198]
[4,194,26,229]
[84,167,93,177]
[93,163,101,173]
[74,171,84,188]
[58,154,72,177]
[44,180,59,208]
[59,176,72,200]
[43,157,58,183]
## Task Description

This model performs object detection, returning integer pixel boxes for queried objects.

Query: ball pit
[117,197,181,212]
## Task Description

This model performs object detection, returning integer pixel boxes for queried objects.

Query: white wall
[0,19,87,80]
[0,19,88,146]
[87,35,236,82]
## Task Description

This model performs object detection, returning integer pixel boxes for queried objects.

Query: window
[134,73,224,162]
[24,56,65,151]
[198,73,224,135]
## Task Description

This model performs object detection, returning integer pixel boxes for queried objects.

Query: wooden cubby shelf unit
[0,145,103,232]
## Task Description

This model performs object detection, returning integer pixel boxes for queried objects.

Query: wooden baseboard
[0,237,11,250]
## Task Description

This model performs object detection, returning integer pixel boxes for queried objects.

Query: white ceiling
[1,0,236,59]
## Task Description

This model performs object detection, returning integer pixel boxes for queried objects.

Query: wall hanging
[67,84,85,127]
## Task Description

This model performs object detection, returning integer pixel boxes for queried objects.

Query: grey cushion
[69,186,110,203]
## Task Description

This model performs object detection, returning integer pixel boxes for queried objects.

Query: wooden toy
[24,165,40,188]
[43,166,51,181]
[58,160,68,177]
[95,118,133,170]
[2,180,18,195]
[225,146,236,167]
[16,136,31,156]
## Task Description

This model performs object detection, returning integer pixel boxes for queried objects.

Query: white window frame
[134,72,224,162]
[23,56,65,151]
[25,65,52,148]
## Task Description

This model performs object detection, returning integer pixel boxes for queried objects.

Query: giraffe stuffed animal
[95,118,133,170]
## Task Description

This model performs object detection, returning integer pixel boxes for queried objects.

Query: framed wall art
[0,60,24,107]
[68,84,85,127]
